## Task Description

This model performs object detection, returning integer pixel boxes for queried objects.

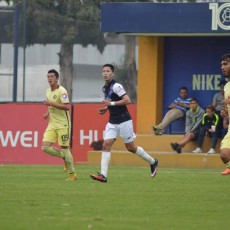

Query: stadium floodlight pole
[13,3,19,102]
[22,0,26,102]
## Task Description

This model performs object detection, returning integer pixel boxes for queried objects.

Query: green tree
[1,0,156,102]
[2,0,106,101]
[113,35,137,103]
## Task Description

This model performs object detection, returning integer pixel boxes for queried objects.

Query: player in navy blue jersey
[90,64,158,183]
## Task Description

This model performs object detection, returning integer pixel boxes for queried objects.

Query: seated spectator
[212,79,226,114]
[170,98,205,153]
[192,105,221,154]
[153,87,191,135]
[220,107,229,139]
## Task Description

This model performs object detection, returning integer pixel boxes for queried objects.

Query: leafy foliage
[0,0,153,101]
[1,0,106,52]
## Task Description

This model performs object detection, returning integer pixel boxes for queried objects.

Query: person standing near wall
[220,53,230,175]
[42,69,77,181]
[212,80,226,135]
[212,80,226,114]
[90,64,158,183]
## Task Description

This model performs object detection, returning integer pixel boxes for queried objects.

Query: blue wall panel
[163,36,229,133]
[101,3,230,34]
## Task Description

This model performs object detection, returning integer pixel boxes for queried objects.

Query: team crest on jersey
[62,93,68,100]
[117,85,125,94]
[53,95,57,100]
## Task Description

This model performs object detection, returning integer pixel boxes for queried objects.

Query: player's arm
[103,94,131,106]
[43,110,49,120]
[97,106,108,115]
[102,83,131,106]
[223,117,229,128]
[44,99,70,110]
[222,96,230,105]
[118,94,131,105]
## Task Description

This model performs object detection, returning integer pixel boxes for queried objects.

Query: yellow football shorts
[42,128,71,146]
[221,131,230,149]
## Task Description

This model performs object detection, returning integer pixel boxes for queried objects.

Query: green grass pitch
[0,164,229,230]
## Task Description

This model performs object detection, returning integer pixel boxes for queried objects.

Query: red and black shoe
[90,172,107,183]
[150,159,158,178]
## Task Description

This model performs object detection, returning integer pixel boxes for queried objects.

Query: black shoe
[150,159,158,177]
[176,145,181,154]
[90,172,107,183]
[155,129,163,135]
[170,143,179,151]
[152,126,163,135]
[170,143,181,154]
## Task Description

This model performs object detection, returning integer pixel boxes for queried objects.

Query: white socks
[100,147,154,177]
[101,151,111,177]
[135,146,155,165]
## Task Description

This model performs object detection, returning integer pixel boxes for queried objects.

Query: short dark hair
[179,86,188,92]
[103,64,114,72]
[218,80,227,87]
[221,53,230,62]
[206,104,215,112]
[48,69,59,78]
[190,98,198,103]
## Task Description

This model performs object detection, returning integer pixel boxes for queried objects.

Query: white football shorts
[104,120,136,143]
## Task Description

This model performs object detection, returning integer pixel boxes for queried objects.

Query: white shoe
[207,148,215,154]
[192,148,202,153]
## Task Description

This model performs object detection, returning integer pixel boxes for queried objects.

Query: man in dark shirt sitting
[192,105,221,154]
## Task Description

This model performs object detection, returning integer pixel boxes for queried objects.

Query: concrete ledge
[113,134,221,153]
[88,151,224,169]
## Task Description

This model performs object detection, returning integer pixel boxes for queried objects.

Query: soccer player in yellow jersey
[220,53,230,175]
[42,69,77,181]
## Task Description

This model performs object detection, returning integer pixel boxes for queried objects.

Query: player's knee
[102,142,111,151]
[42,146,50,153]
[220,149,230,163]
[126,145,136,153]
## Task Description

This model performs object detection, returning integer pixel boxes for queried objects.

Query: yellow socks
[42,146,76,176]
[61,149,76,174]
